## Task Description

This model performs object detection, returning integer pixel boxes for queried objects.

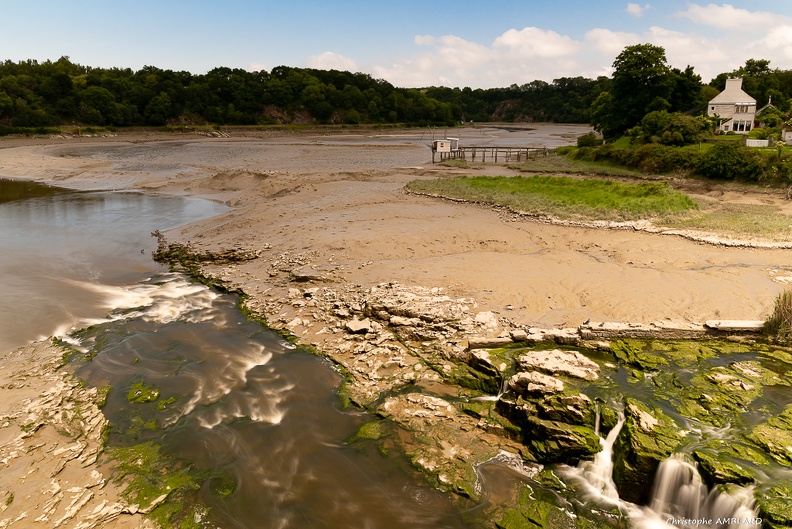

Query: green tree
[591,44,676,138]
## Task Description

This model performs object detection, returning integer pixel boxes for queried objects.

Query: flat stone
[290,267,327,282]
[509,329,529,341]
[346,318,373,334]
[704,320,765,332]
[467,337,514,349]
[508,371,565,395]
[517,349,599,381]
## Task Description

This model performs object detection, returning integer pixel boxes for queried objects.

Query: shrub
[555,145,576,155]
[630,111,711,146]
[577,131,603,148]
[696,142,763,180]
[572,146,596,162]
[628,144,700,174]
[765,290,792,344]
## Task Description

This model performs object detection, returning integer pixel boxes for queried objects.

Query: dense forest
[0,52,791,132]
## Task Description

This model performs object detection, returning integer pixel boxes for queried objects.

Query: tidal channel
[0,178,473,528]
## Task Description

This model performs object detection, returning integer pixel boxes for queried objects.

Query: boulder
[524,416,601,464]
[346,318,373,334]
[508,371,564,396]
[612,399,682,504]
[538,393,594,425]
[470,350,501,377]
[692,449,755,487]
[517,349,599,381]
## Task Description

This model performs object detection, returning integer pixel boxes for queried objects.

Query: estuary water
[0,178,471,528]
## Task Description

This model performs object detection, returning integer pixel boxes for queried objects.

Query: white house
[708,78,757,134]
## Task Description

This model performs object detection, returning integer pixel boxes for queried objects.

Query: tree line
[1,51,791,132]
[0,56,613,129]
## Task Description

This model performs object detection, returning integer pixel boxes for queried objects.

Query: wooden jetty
[430,139,549,163]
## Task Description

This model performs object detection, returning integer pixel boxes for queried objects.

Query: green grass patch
[406,175,698,221]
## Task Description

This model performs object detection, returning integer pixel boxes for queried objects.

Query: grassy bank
[407,175,698,221]
[662,201,792,240]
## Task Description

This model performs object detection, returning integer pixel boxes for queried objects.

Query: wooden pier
[431,145,549,163]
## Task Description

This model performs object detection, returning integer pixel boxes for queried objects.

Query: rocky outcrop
[612,399,682,504]
[508,372,564,396]
[0,341,153,529]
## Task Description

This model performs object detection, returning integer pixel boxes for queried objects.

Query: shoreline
[1,126,791,526]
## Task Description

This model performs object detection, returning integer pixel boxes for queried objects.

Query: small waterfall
[639,454,758,529]
[566,408,625,507]
[471,374,510,402]
[560,407,758,529]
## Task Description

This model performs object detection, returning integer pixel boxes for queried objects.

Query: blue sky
[2,1,791,88]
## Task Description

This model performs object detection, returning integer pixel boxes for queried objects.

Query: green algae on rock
[612,398,682,504]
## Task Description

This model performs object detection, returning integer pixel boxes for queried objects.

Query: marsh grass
[662,202,792,240]
[507,157,644,178]
[765,290,792,344]
[406,175,698,221]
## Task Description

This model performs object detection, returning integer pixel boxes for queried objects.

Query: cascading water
[568,408,625,507]
[638,454,759,529]
[561,406,759,529]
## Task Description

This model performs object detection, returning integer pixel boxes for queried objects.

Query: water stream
[0,178,475,528]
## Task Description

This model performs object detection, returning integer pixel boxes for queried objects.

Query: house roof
[710,78,756,105]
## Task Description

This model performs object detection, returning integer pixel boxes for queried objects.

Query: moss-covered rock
[755,480,792,529]
[496,481,609,529]
[537,393,594,425]
[126,381,160,403]
[610,340,668,371]
[440,360,502,394]
[691,449,756,487]
[612,399,682,504]
[523,417,601,464]
[747,404,792,466]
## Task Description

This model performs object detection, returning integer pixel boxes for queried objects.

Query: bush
[765,290,792,344]
[628,144,701,174]
[629,111,711,147]
[696,142,763,180]
[577,131,603,148]
[555,145,576,155]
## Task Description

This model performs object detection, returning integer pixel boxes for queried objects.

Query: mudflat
[1,123,791,526]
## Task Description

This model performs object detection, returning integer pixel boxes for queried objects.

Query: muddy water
[0,179,471,528]
[72,274,468,529]
[0,178,228,353]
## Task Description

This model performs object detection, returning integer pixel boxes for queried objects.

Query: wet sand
[1,124,791,526]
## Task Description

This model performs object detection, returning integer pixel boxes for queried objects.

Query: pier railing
[431,146,550,163]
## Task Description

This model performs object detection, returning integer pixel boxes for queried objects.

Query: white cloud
[414,35,436,46]
[248,62,269,72]
[301,4,792,88]
[493,27,581,57]
[585,28,641,56]
[370,28,586,88]
[679,3,781,30]
[302,51,359,72]
[627,3,650,17]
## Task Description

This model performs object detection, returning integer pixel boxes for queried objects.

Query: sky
[2,0,792,88]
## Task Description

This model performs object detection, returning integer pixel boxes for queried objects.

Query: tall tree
[591,44,675,138]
